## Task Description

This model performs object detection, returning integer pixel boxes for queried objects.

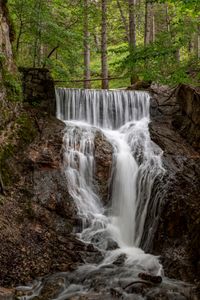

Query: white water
[56,88,164,269]
[18,88,195,300]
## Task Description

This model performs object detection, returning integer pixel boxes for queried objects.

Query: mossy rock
[0,112,37,187]
[2,69,22,102]
[16,113,37,145]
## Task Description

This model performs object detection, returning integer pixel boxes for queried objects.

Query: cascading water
[56,88,164,251]
[18,88,194,300]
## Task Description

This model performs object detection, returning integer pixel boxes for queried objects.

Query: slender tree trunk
[152,14,155,42]
[144,1,150,45]
[128,0,136,84]
[197,24,200,59]
[116,0,129,42]
[93,29,100,51]
[16,19,23,55]
[165,3,170,33]
[173,7,180,63]
[175,49,180,62]
[33,0,42,67]
[129,0,136,48]
[144,1,154,45]
[188,40,192,53]
[83,0,91,89]
[37,27,42,67]
[101,0,109,89]
[15,1,25,56]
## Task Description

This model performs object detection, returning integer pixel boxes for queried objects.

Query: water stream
[58,89,164,251]
[18,88,194,300]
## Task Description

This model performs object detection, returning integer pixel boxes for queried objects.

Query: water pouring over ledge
[56,88,164,251]
[18,88,194,299]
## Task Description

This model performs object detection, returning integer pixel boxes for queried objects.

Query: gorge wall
[147,84,200,288]
[175,84,200,150]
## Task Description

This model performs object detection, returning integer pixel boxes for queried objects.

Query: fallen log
[123,280,153,290]
[0,172,5,195]
[138,272,162,284]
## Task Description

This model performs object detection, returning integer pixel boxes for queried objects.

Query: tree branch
[43,45,59,67]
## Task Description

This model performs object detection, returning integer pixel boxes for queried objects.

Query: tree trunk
[175,49,180,62]
[165,3,170,33]
[129,0,136,48]
[15,1,25,56]
[101,0,109,89]
[33,0,42,67]
[83,0,91,89]
[144,1,154,46]
[93,29,100,51]
[152,14,155,43]
[0,1,15,71]
[128,0,136,84]
[116,0,129,42]
[16,19,23,55]
[197,24,200,59]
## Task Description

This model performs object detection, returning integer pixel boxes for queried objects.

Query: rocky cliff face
[174,84,200,150]
[0,108,109,287]
[146,84,200,288]
[0,0,18,194]
[0,0,15,72]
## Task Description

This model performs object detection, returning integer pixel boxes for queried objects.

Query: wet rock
[0,287,14,300]
[113,254,126,266]
[106,238,119,251]
[94,131,113,205]
[90,230,118,251]
[33,277,66,300]
[138,273,162,284]
[125,282,148,295]
[110,287,123,298]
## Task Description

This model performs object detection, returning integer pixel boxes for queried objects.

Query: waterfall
[18,88,195,300]
[56,88,164,251]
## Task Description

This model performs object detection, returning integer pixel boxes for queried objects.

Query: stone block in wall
[19,67,56,116]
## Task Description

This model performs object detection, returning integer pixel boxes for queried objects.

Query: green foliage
[2,69,22,102]
[8,0,200,87]
[0,53,5,65]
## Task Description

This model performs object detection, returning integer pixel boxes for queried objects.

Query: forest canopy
[8,0,200,88]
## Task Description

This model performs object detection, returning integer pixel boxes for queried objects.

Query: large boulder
[94,130,113,206]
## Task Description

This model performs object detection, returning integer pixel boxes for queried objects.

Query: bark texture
[83,0,91,89]
[101,0,109,89]
[144,1,155,45]
[0,0,14,72]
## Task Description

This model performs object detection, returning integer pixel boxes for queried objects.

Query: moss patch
[2,69,22,102]
[0,112,37,187]
[16,113,37,145]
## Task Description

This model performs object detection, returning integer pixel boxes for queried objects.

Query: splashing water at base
[58,89,164,254]
[18,89,195,300]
